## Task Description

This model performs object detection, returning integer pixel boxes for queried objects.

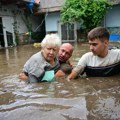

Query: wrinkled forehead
[60,46,69,51]
[43,43,59,48]
[60,47,72,56]
[43,44,59,50]
[62,44,73,50]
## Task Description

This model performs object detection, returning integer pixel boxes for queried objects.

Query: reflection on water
[0,44,120,120]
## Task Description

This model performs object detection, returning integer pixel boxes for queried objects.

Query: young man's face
[89,39,108,57]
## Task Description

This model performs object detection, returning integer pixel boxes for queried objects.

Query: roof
[38,0,65,13]
[108,0,120,5]
[0,0,40,5]
[38,0,120,13]
[0,0,120,13]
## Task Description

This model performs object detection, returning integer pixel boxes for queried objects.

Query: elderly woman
[19,34,61,83]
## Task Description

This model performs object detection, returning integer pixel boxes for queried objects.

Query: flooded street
[0,43,120,120]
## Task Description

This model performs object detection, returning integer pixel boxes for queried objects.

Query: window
[58,22,76,42]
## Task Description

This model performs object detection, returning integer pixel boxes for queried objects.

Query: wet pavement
[0,43,120,120]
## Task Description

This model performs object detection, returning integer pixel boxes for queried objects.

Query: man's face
[58,45,72,63]
[89,39,108,57]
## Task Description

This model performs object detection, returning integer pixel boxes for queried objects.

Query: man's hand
[55,70,65,78]
[19,72,28,81]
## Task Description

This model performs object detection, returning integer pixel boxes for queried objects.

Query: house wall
[2,16,15,47]
[105,5,120,27]
[104,4,120,35]
[0,4,43,46]
[0,5,28,47]
[45,12,60,33]
[45,12,77,42]
[0,5,15,47]
[16,15,28,34]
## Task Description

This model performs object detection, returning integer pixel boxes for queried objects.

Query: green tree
[60,0,111,33]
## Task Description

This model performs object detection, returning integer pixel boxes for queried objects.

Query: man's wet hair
[88,26,110,42]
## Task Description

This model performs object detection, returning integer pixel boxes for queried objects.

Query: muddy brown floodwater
[0,43,120,120]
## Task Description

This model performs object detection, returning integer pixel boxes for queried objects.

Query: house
[37,0,120,42]
[0,0,42,47]
[37,0,77,42]
[0,0,73,48]
[104,0,120,41]
[0,0,120,47]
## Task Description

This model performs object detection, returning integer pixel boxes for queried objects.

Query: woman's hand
[19,72,28,81]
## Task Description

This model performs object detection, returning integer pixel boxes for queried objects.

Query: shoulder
[109,49,120,53]
[30,52,42,61]
[77,52,93,65]
[25,52,43,65]
[108,49,120,61]
[81,52,94,59]
[108,49,120,57]
[31,52,41,58]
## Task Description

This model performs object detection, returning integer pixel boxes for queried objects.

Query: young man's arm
[67,65,85,80]
[67,70,78,80]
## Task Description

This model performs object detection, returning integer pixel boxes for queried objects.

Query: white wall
[105,5,120,27]
[0,4,41,47]
[45,12,60,32]
[0,5,28,34]
[16,15,28,33]
[0,5,27,47]
[2,16,15,47]
[16,15,42,33]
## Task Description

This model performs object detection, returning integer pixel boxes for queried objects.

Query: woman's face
[42,45,59,63]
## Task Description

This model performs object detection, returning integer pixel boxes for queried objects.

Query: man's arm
[67,65,85,80]
[55,63,73,78]
[67,70,78,80]
[55,70,66,78]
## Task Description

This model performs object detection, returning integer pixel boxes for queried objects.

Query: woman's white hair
[41,34,61,48]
